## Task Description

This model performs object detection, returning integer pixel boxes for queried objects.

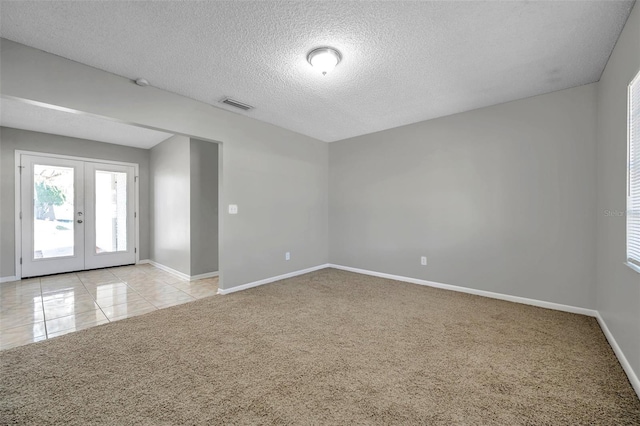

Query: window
[627,69,640,269]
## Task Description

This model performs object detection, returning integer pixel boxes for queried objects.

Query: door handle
[77,220,83,224]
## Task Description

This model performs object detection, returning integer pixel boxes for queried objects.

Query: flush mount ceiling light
[307,47,342,75]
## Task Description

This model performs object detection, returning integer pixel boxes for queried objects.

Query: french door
[20,154,136,278]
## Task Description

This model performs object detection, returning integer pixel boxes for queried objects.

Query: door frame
[14,150,140,279]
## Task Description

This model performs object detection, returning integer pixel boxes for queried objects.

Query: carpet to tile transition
[1,268,639,425]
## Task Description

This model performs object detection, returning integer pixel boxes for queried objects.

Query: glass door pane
[84,162,136,270]
[95,170,128,253]
[33,164,75,259]
[21,155,85,278]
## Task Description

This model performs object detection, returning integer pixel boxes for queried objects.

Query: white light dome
[307,47,342,75]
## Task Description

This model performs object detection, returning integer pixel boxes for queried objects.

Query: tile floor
[0,264,218,350]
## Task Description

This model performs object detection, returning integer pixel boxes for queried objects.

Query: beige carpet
[1,268,639,425]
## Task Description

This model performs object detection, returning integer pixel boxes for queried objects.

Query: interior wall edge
[594,0,640,396]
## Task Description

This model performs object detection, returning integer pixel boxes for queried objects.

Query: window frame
[626,69,640,273]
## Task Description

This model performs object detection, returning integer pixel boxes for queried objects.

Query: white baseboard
[327,264,597,317]
[146,259,640,399]
[596,312,640,398]
[0,276,19,283]
[327,264,640,398]
[217,264,330,295]
[145,260,190,280]
[140,259,218,282]
[191,271,219,280]
[216,262,596,316]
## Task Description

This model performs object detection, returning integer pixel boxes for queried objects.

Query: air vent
[220,98,254,111]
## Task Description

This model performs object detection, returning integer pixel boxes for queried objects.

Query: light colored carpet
[1,268,639,425]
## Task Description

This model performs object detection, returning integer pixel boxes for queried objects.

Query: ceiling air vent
[220,97,254,111]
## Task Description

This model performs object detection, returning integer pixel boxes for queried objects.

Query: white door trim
[14,150,140,279]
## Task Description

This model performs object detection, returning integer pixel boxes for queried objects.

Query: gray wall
[190,138,219,276]
[0,39,329,290]
[0,126,151,277]
[150,135,191,275]
[596,3,640,387]
[329,83,598,309]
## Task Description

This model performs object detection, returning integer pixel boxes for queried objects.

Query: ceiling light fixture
[307,47,342,75]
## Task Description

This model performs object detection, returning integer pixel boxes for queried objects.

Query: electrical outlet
[228,204,238,214]
[285,252,291,261]
[421,256,427,266]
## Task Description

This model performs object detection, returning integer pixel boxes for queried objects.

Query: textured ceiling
[0,1,635,142]
[0,98,173,149]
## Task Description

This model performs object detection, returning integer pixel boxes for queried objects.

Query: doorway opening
[17,152,138,278]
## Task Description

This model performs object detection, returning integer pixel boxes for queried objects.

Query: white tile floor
[0,264,218,350]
